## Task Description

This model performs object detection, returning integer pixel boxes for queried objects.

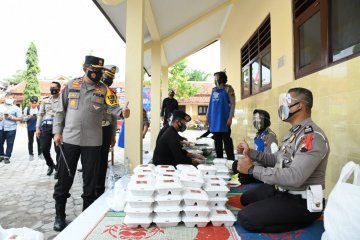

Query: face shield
[278,93,300,121]
[252,113,263,130]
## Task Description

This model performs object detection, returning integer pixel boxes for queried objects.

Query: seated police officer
[229,109,278,184]
[153,110,205,166]
[236,87,329,233]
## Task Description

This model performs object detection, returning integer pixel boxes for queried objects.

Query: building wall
[221,0,360,195]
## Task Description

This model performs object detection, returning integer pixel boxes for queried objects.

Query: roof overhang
[93,0,232,75]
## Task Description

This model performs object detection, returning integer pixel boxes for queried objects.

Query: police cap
[172,110,191,122]
[103,65,119,78]
[84,55,104,69]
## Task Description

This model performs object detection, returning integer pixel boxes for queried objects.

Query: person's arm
[248,148,279,167]
[197,130,210,139]
[53,87,68,135]
[36,101,45,128]
[175,99,179,110]
[160,99,165,117]
[168,133,192,165]
[10,107,23,121]
[228,85,235,118]
[252,133,328,188]
[263,132,278,154]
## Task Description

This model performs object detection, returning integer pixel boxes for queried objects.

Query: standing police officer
[52,56,129,231]
[36,82,61,177]
[236,87,329,233]
[160,90,178,126]
[95,65,128,198]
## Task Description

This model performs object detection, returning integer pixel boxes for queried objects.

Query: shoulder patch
[105,86,118,106]
[304,125,313,134]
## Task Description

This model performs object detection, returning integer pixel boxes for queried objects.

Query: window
[293,0,360,78]
[178,105,186,112]
[198,106,208,116]
[241,16,271,99]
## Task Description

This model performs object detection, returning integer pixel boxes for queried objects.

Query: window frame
[197,105,208,116]
[293,0,360,79]
[241,15,272,99]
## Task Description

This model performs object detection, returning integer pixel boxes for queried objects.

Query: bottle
[120,156,130,190]
[107,165,115,195]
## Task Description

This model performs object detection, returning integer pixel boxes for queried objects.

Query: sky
[0,0,219,82]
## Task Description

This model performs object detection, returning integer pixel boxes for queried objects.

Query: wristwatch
[248,165,255,175]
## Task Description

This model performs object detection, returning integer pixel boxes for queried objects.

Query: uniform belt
[288,190,307,199]
[102,120,111,127]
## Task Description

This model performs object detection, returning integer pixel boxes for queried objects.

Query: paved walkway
[0,126,206,239]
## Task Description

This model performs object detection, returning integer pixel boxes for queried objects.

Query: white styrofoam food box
[180,174,204,188]
[209,209,236,227]
[124,204,153,218]
[208,197,229,208]
[215,165,230,174]
[181,212,209,228]
[216,173,231,181]
[133,164,155,174]
[155,165,176,173]
[153,213,181,228]
[182,188,209,206]
[155,177,183,195]
[155,193,182,206]
[126,192,154,208]
[124,214,153,228]
[213,158,227,166]
[156,173,179,179]
[153,203,182,218]
[128,178,155,196]
[203,183,229,198]
[197,164,217,176]
[205,177,227,186]
[182,205,210,218]
[176,164,197,172]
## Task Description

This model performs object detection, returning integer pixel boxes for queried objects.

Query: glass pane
[331,0,360,61]
[251,60,260,94]
[299,11,321,68]
[261,52,271,87]
[242,67,250,97]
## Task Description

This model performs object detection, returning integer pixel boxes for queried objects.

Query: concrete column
[150,42,161,151]
[124,0,144,167]
[161,66,169,100]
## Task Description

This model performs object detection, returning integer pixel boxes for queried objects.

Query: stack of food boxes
[213,158,231,181]
[123,163,236,228]
[153,165,183,227]
[124,164,155,228]
[179,165,210,227]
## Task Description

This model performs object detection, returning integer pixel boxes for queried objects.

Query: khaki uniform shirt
[53,78,123,146]
[250,118,330,191]
[36,95,60,128]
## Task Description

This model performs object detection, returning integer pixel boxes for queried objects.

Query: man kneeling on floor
[236,87,329,233]
[153,110,205,166]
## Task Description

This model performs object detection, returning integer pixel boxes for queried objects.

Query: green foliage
[3,70,25,85]
[23,42,41,108]
[168,59,199,98]
[187,69,211,81]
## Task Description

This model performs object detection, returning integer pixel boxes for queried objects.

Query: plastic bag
[0,225,44,240]
[321,161,360,240]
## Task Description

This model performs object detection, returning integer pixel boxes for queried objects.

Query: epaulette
[304,125,314,134]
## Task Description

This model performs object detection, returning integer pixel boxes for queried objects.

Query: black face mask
[103,77,113,87]
[178,122,187,132]
[87,69,102,83]
[50,88,60,95]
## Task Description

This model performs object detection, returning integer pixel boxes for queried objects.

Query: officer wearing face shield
[52,56,130,232]
[236,87,329,233]
[229,109,278,184]
[153,110,205,166]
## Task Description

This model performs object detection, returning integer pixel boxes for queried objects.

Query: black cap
[84,55,104,69]
[169,89,175,94]
[172,110,191,122]
[30,96,38,102]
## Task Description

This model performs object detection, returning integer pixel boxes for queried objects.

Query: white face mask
[5,99,14,105]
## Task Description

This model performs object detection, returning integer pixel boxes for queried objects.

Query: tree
[168,59,199,98]
[23,42,41,108]
[188,69,211,81]
[3,70,25,85]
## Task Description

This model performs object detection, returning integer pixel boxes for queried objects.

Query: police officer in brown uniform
[52,56,129,231]
[95,65,128,198]
[36,81,61,178]
[236,87,329,233]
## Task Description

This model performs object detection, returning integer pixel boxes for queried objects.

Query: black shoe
[53,216,66,231]
[47,165,54,176]
[77,168,83,172]
[0,156,4,162]
[4,158,10,164]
